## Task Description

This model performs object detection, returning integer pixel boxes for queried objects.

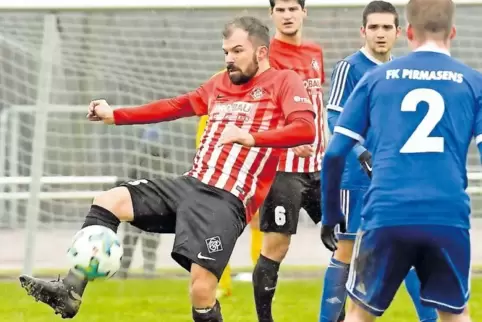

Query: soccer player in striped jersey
[253,2,326,321]
[196,114,263,299]
[19,16,316,322]
[322,0,478,320]
[319,2,437,322]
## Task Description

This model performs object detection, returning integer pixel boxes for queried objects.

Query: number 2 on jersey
[400,88,445,153]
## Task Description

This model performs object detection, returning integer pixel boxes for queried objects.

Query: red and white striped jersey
[185,68,313,222]
[269,38,325,173]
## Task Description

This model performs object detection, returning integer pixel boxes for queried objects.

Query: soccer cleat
[19,275,82,319]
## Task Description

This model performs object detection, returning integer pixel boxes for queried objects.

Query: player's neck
[413,40,450,52]
[274,31,303,46]
[362,46,391,63]
[255,61,271,77]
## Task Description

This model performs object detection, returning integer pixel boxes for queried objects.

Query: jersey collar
[414,43,451,56]
[360,47,393,65]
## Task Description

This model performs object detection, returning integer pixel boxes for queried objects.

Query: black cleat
[19,275,82,319]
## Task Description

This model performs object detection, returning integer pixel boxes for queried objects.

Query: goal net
[1,1,482,275]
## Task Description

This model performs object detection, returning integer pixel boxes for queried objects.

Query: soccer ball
[67,225,123,281]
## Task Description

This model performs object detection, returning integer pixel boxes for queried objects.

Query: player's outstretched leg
[18,186,138,319]
[404,268,437,322]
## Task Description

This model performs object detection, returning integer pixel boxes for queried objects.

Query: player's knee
[261,232,291,262]
[347,302,377,322]
[333,240,355,264]
[190,264,218,307]
[92,187,134,221]
[438,307,471,322]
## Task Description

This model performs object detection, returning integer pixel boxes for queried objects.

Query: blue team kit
[323,46,482,315]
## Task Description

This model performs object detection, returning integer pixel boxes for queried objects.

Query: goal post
[1,0,482,275]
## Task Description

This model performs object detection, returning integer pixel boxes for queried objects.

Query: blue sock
[319,257,350,322]
[404,268,438,322]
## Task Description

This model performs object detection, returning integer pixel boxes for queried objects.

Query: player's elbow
[323,148,345,165]
[294,114,316,145]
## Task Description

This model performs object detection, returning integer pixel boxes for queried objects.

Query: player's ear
[257,46,269,61]
[449,26,456,40]
[359,26,366,40]
[396,26,402,39]
[406,24,414,41]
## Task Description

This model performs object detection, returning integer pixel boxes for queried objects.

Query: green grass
[2,277,482,321]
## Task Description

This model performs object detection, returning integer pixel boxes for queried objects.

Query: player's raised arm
[320,76,370,251]
[87,81,213,125]
[219,71,316,148]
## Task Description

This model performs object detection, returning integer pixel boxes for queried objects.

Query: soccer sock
[404,268,438,322]
[63,205,121,296]
[319,257,350,322]
[192,300,223,322]
[338,300,346,322]
[218,265,232,293]
[250,227,263,265]
[252,254,280,322]
[81,205,121,232]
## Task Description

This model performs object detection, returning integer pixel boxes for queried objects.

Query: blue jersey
[334,46,482,230]
[327,48,384,189]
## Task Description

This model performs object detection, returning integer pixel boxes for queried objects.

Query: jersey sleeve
[326,60,356,112]
[188,79,215,116]
[277,70,315,119]
[474,88,482,146]
[334,74,371,143]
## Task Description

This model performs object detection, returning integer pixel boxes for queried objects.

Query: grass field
[2,275,481,321]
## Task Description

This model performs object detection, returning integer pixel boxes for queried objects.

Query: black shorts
[119,176,246,280]
[260,171,321,234]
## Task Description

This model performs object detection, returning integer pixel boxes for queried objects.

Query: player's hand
[218,124,255,147]
[87,99,115,125]
[358,150,372,179]
[293,145,314,158]
[321,221,346,252]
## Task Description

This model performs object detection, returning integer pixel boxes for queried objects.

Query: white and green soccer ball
[67,225,123,281]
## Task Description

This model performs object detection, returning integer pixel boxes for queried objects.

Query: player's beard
[227,53,259,85]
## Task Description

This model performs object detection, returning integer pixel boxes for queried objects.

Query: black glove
[321,220,346,252]
[358,150,372,179]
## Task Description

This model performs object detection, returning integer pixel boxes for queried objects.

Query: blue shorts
[335,189,365,241]
[346,225,470,316]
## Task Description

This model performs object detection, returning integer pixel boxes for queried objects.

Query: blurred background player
[320,2,437,322]
[19,16,316,322]
[253,1,326,322]
[118,125,166,279]
[196,115,263,298]
[321,0,478,320]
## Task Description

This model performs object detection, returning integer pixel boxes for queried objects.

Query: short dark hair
[269,0,305,10]
[406,0,455,40]
[362,1,399,27]
[222,16,270,48]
